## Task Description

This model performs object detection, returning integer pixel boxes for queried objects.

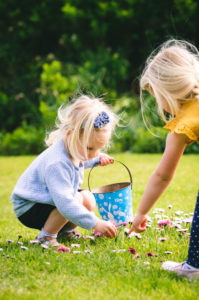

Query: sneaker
[162,261,199,280]
[58,222,82,240]
[58,229,82,240]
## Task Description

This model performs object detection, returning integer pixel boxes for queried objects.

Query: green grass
[0,154,199,300]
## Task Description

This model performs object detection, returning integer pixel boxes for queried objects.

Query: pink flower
[158,237,167,242]
[157,220,171,227]
[83,235,95,241]
[128,247,136,254]
[134,253,140,259]
[122,222,128,227]
[57,246,70,253]
[146,252,154,257]
[93,230,103,237]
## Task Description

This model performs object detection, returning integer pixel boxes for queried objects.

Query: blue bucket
[88,160,133,226]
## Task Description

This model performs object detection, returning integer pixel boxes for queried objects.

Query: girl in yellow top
[129,39,199,280]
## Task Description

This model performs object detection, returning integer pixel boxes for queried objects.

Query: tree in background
[0,0,198,154]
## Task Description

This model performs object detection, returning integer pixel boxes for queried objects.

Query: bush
[130,127,167,153]
[184,142,199,154]
[77,48,129,95]
[111,124,136,153]
[0,123,45,155]
[39,60,78,129]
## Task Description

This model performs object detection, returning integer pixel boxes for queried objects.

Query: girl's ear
[64,130,73,143]
[66,129,73,138]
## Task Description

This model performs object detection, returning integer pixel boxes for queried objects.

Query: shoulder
[46,155,74,174]
[164,100,199,145]
[45,140,72,166]
[44,141,74,174]
[44,159,74,184]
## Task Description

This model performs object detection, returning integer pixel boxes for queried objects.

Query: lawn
[0,154,199,300]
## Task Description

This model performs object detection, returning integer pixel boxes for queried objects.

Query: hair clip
[94,112,110,128]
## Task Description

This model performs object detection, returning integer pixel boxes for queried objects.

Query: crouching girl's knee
[81,190,96,211]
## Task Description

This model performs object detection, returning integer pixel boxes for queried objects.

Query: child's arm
[84,153,114,168]
[129,132,187,234]
[94,219,117,237]
[45,161,116,237]
[98,153,114,166]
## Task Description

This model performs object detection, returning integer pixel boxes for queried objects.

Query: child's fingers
[143,220,147,227]
[106,224,117,238]
[132,227,145,233]
[128,224,135,235]
[109,158,114,164]
[107,156,114,163]
[99,160,105,166]
[101,157,114,166]
[99,157,107,166]
[107,158,114,164]
[139,226,146,232]
[137,223,147,232]
[108,227,117,238]
[99,154,114,166]
[128,222,146,234]
[112,225,117,237]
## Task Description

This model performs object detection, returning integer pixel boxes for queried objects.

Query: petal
[128,247,136,254]
[57,246,70,253]
[146,252,154,257]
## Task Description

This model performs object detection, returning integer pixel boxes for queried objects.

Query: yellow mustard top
[164,99,199,145]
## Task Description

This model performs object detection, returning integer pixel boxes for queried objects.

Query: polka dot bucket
[88,160,133,226]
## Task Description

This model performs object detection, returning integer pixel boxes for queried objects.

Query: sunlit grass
[0,154,199,300]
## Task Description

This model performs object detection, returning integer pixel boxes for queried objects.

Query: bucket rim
[88,160,133,191]
[91,181,132,194]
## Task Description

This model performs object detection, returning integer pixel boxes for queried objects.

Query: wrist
[137,211,147,218]
[93,219,101,229]
[136,211,147,220]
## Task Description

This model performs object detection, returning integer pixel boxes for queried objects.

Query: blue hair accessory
[94,112,110,128]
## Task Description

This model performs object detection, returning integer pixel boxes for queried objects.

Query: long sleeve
[45,161,99,230]
[84,156,100,169]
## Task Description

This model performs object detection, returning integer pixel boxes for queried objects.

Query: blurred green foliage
[0,123,45,155]
[0,0,199,154]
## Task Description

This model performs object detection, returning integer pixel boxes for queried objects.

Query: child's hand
[99,153,114,166]
[94,220,117,238]
[128,213,147,234]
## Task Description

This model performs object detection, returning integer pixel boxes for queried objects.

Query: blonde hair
[140,39,199,122]
[45,95,118,160]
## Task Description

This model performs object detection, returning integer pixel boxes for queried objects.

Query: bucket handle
[88,159,133,191]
